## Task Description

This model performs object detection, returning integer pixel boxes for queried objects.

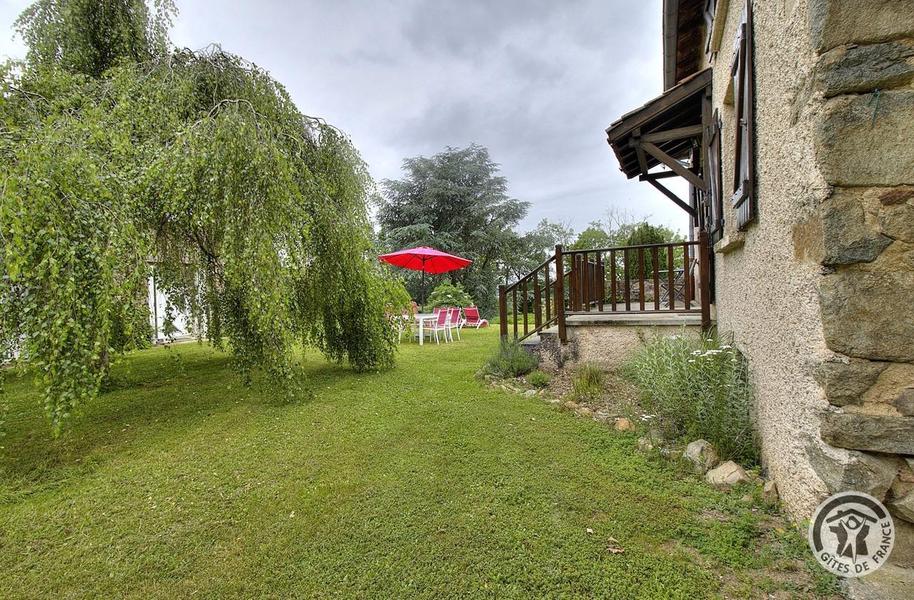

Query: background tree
[522,218,574,259]
[567,215,685,275]
[497,219,573,285]
[15,0,175,77]
[621,221,684,273]
[377,145,529,315]
[0,0,406,434]
[570,222,613,250]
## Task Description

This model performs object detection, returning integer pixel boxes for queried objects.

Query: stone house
[613,0,914,575]
[500,0,914,580]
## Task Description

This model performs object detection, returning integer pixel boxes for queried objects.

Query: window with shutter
[703,0,717,55]
[730,3,756,230]
[707,110,723,240]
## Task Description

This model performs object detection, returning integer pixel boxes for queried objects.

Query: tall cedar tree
[378,145,529,314]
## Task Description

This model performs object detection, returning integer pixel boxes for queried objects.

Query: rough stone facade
[700,0,914,567]
[569,322,698,371]
[530,317,701,373]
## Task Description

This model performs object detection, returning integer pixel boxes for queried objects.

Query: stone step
[519,335,540,347]
[519,326,559,348]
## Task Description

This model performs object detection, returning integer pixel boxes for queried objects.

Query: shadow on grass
[0,343,367,490]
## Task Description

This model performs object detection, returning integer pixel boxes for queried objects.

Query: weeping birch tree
[0,0,407,433]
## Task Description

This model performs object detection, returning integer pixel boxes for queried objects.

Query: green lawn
[1,328,835,598]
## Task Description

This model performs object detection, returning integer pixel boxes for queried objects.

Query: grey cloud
[401,0,562,58]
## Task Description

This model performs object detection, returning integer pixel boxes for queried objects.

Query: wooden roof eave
[606,68,711,144]
[663,0,705,90]
[605,68,711,180]
[662,0,681,90]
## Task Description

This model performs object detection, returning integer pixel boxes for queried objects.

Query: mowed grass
[1,328,833,598]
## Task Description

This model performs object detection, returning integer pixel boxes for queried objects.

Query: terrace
[499,234,712,345]
[500,68,717,347]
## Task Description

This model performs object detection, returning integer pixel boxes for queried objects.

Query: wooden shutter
[707,110,723,240]
[704,0,717,55]
[730,2,755,230]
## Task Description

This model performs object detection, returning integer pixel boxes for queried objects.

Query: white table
[414,313,436,345]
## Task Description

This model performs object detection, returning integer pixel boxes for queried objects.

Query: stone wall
[701,0,914,567]
[569,322,700,371]
[531,318,702,373]
[807,0,914,568]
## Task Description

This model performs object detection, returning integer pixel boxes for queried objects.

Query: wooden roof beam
[632,129,650,175]
[644,176,697,217]
[641,124,703,144]
[638,170,679,181]
[640,141,707,191]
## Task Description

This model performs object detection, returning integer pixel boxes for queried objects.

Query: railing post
[698,230,712,330]
[498,284,508,339]
[682,243,692,310]
[554,245,566,343]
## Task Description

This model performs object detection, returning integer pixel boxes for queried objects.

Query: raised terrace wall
[569,316,703,371]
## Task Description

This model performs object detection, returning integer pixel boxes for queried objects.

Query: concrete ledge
[566,313,705,327]
[566,315,704,370]
[520,314,710,371]
[519,334,542,347]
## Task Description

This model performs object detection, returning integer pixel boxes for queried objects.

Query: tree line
[0,0,682,435]
[375,145,683,315]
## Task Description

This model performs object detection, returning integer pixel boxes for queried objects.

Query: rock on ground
[762,480,779,504]
[683,439,720,474]
[614,417,634,432]
[706,461,750,489]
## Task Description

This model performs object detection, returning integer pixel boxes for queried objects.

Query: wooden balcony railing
[498,250,564,343]
[500,230,712,344]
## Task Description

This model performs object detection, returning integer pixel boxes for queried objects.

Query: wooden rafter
[640,141,707,191]
[633,129,650,176]
[644,176,697,217]
[641,124,703,144]
[606,68,711,180]
[627,122,705,218]
[605,66,712,223]
[638,171,678,181]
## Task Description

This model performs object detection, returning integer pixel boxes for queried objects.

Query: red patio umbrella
[379,246,472,303]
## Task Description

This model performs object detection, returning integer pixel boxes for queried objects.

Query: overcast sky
[0,0,688,234]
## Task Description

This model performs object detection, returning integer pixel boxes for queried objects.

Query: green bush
[622,330,758,465]
[425,282,473,311]
[571,363,605,402]
[484,339,539,378]
[527,370,551,389]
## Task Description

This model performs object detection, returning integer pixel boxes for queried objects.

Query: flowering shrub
[622,330,758,464]
[425,282,473,311]
[484,339,539,378]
